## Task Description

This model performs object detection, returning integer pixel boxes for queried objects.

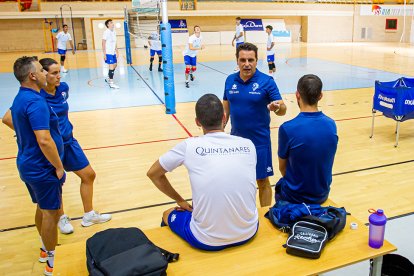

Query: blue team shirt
[278,112,338,204]
[11,87,64,183]
[223,69,282,146]
[40,82,73,144]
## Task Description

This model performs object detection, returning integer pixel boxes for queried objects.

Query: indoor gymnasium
[0,0,413,275]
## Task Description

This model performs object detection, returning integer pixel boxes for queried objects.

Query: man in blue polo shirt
[277,74,338,204]
[223,42,287,207]
[6,56,65,276]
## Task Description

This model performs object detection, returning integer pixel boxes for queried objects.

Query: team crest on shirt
[252,83,259,91]
[267,166,273,173]
[61,92,67,100]
[171,214,176,222]
[232,84,237,90]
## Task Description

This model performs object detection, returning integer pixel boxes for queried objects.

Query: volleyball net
[124,0,176,114]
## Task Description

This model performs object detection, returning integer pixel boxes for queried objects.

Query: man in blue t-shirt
[4,56,65,276]
[277,74,338,204]
[223,42,287,207]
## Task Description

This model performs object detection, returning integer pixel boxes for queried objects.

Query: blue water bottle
[368,209,387,248]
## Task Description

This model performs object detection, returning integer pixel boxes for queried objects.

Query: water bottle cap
[369,209,387,226]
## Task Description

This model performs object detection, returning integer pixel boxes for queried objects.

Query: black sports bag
[285,221,328,259]
[86,227,179,276]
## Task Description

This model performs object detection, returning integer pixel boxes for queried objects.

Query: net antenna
[125,0,176,114]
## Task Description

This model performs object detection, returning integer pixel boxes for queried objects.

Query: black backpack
[86,227,179,276]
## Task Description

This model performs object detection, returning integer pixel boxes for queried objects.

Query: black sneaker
[190,74,194,81]
[185,82,189,88]
[158,67,163,72]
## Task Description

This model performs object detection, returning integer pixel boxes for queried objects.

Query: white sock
[47,250,55,267]
[40,236,46,251]
[85,210,95,217]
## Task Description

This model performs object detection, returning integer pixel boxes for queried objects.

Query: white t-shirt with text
[235,24,244,43]
[182,34,202,57]
[56,31,72,50]
[149,33,162,51]
[266,33,275,56]
[159,132,258,246]
[102,29,117,55]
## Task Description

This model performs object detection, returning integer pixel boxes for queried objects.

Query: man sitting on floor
[276,74,338,204]
[147,94,258,251]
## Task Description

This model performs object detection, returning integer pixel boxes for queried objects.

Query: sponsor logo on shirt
[195,146,251,156]
[252,83,259,91]
[267,166,273,173]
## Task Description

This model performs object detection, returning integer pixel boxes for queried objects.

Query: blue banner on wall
[240,19,264,31]
[169,19,188,33]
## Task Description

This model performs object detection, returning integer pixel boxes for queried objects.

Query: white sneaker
[81,211,112,227]
[61,69,68,73]
[109,82,120,89]
[234,67,240,72]
[58,215,74,234]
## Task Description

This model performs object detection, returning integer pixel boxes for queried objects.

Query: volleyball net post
[125,0,176,114]
[124,8,132,65]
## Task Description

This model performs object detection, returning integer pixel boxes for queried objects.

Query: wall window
[385,19,398,30]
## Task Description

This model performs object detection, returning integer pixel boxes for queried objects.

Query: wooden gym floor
[0,42,413,275]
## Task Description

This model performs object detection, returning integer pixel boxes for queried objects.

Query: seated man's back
[160,132,258,246]
[277,74,338,204]
[148,94,258,251]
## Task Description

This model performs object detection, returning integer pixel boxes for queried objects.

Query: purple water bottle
[368,209,387,248]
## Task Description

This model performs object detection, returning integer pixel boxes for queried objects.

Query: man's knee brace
[268,62,275,71]
[191,66,196,72]
[108,69,115,79]
[60,55,66,62]
[185,67,191,74]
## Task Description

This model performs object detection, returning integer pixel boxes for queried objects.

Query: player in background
[183,25,204,88]
[265,25,276,75]
[232,17,244,71]
[56,24,75,73]
[148,32,163,72]
[102,19,119,89]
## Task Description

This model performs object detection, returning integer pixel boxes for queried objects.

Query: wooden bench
[54,201,396,275]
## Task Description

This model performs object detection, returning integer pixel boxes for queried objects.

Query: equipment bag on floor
[285,221,328,259]
[86,227,179,276]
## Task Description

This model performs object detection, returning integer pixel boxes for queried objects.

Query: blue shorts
[62,137,90,172]
[150,49,162,56]
[58,49,67,55]
[168,210,257,251]
[184,55,197,67]
[25,173,66,210]
[255,144,274,180]
[267,54,275,62]
[236,42,244,49]
[105,54,117,65]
